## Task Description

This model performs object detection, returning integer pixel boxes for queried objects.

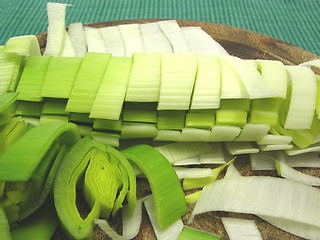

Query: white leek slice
[119,24,144,57]
[95,198,145,240]
[153,130,181,142]
[223,57,276,99]
[99,26,125,57]
[224,163,242,179]
[250,151,320,170]
[154,142,212,164]
[249,151,275,170]
[221,217,262,240]
[68,22,87,57]
[60,30,76,57]
[190,56,221,109]
[282,66,317,129]
[181,27,229,55]
[209,126,241,142]
[125,53,161,102]
[256,60,287,98]
[174,167,215,179]
[220,58,248,99]
[259,144,293,151]
[189,176,320,240]
[225,142,259,155]
[44,2,70,57]
[157,20,189,53]
[275,159,320,186]
[180,128,210,142]
[84,27,107,53]
[173,156,200,166]
[140,22,173,53]
[285,142,320,156]
[257,134,292,145]
[235,124,270,142]
[200,143,225,164]
[158,53,197,110]
[299,59,320,68]
[144,196,184,240]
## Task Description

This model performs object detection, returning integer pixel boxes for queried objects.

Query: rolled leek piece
[0,122,81,224]
[54,136,136,240]
[122,144,188,229]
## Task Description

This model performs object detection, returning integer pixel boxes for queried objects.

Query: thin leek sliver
[0,203,11,240]
[122,144,188,229]
[68,22,87,57]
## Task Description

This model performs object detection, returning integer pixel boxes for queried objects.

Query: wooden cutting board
[36,19,320,240]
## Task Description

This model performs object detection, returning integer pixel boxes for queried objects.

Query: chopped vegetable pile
[0,2,320,240]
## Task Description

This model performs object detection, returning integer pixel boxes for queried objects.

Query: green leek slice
[158,53,197,110]
[89,56,132,120]
[122,102,157,123]
[120,122,158,139]
[66,52,111,113]
[93,118,122,132]
[0,122,80,181]
[144,195,184,239]
[16,56,52,102]
[190,56,221,109]
[41,57,82,98]
[180,128,210,142]
[15,101,43,117]
[41,98,69,116]
[248,98,280,127]
[90,131,120,148]
[69,113,94,124]
[3,35,40,56]
[54,136,136,240]
[209,125,241,142]
[122,144,188,229]
[39,115,69,124]
[157,110,186,130]
[0,203,11,240]
[178,226,222,240]
[0,52,21,94]
[185,110,215,129]
[125,53,161,102]
[153,130,181,142]
[235,124,270,142]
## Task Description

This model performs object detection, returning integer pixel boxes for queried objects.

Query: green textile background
[0,0,319,56]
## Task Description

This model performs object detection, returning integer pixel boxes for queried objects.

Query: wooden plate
[37,19,320,240]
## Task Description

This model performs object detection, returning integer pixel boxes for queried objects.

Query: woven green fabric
[0,0,319,56]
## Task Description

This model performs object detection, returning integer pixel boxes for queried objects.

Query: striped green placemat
[0,0,319,56]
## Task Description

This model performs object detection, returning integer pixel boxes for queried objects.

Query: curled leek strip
[0,122,80,224]
[122,144,188,229]
[54,136,136,240]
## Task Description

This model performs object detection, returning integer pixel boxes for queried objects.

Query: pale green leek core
[54,136,136,240]
[3,35,40,56]
[122,144,188,229]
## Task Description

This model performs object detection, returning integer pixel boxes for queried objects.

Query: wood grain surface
[36,19,320,240]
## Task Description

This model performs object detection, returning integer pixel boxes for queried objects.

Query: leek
[54,136,136,240]
[99,26,125,57]
[177,226,222,240]
[118,24,145,57]
[68,22,87,57]
[122,144,188,229]
[3,35,40,56]
[221,217,262,240]
[0,203,11,240]
[60,30,76,57]
[84,27,107,53]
